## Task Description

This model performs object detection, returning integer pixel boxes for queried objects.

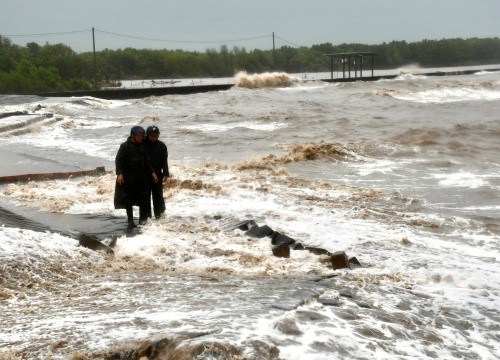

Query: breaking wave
[65,96,129,110]
[374,81,500,103]
[0,227,104,299]
[235,71,300,89]
[390,123,499,148]
[237,142,366,172]
[277,142,363,161]
[179,121,288,133]
[70,335,280,360]
[396,63,422,74]
[394,73,428,81]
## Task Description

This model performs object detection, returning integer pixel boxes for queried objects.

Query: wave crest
[373,81,500,103]
[235,71,299,89]
[277,142,361,162]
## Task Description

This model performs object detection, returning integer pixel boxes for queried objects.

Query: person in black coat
[144,125,169,219]
[114,126,158,227]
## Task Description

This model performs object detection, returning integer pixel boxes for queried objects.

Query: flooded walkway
[1,272,331,358]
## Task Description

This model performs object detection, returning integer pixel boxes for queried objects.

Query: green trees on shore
[1,35,499,94]
[0,36,91,94]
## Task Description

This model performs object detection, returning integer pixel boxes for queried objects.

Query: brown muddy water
[0,68,499,359]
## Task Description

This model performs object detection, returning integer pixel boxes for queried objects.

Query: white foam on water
[0,104,33,113]
[72,119,124,129]
[1,165,390,276]
[392,87,500,103]
[395,73,428,81]
[234,71,300,89]
[459,205,500,211]
[2,173,116,214]
[474,70,500,76]
[0,226,97,262]
[432,171,491,188]
[277,82,329,92]
[65,96,130,110]
[105,99,131,109]
[0,114,44,128]
[2,160,499,358]
[349,159,397,176]
[179,121,287,133]
[5,125,118,161]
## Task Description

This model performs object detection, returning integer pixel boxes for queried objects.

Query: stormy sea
[0,66,499,359]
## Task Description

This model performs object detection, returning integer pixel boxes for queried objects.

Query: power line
[274,34,326,57]
[274,35,302,48]
[4,30,89,37]
[4,28,309,50]
[95,29,271,44]
[3,28,271,44]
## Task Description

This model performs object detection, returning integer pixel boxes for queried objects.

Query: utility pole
[92,27,97,88]
[272,32,275,71]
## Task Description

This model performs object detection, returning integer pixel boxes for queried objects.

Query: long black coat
[114,137,153,209]
[144,138,169,177]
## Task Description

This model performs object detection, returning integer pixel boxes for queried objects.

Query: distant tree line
[1,35,499,94]
[0,36,91,94]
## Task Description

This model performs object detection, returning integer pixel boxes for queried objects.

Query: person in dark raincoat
[114,126,158,227]
[144,125,169,219]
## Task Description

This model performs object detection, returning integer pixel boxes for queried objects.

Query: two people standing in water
[114,125,169,228]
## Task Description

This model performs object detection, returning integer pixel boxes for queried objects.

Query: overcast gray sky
[1,0,499,53]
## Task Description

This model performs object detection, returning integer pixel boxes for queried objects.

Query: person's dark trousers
[126,206,134,223]
[126,203,148,223]
[148,174,166,219]
[126,180,149,224]
[138,201,148,222]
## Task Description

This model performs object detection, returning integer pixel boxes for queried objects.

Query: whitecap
[392,87,500,103]
[179,121,287,133]
[432,172,490,188]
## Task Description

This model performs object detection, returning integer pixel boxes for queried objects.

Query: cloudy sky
[1,0,499,53]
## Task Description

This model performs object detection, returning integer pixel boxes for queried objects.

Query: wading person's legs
[145,184,153,219]
[126,206,135,227]
[151,178,165,219]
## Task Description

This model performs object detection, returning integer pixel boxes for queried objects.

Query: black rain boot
[138,205,148,225]
[126,206,136,228]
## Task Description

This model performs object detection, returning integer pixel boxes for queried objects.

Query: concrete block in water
[304,246,331,256]
[272,242,290,258]
[231,219,258,231]
[271,232,296,246]
[102,236,118,248]
[349,256,362,268]
[78,233,114,255]
[330,251,351,270]
[246,225,274,238]
[291,242,304,250]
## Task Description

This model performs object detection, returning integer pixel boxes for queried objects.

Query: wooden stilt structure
[325,52,378,80]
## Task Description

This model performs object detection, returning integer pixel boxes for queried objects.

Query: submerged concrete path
[0,149,82,177]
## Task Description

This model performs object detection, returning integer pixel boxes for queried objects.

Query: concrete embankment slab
[0,149,82,177]
[36,83,234,100]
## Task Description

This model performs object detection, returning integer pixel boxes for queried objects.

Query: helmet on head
[146,125,160,136]
[130,126,145,136]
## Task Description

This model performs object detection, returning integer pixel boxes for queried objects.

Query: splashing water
[235,71,300,89]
